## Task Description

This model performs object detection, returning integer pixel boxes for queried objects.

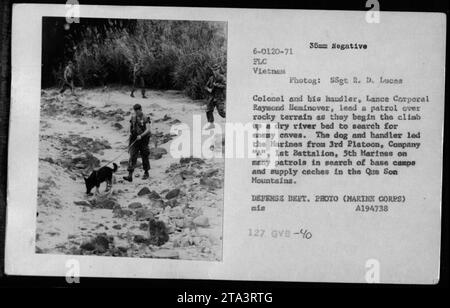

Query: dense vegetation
[42,18,227,99]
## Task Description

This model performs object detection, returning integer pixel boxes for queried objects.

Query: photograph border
[1,1,448,290]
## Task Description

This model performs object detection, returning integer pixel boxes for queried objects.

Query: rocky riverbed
[36,87,224,261]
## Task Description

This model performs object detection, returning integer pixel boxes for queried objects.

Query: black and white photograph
[36,17,227,261]
[2,2,447,289]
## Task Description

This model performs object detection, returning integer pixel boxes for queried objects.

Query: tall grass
[67,20,227,100]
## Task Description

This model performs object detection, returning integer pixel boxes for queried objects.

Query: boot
[123,171,133,182]
[142,171,149,180]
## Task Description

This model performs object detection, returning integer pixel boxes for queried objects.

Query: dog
[84,163,118,195]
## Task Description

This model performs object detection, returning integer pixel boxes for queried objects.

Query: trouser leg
[123,143,137,182]
[140,143,150,171]
[131,78,136,97]
[206,99,216,123]
[127,143,139,173]
[140,77,146,98]
[206,110,214,123]
[60,82,69,93]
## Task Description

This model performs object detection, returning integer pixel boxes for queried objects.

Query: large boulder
[148,219,169,246]
[137,187,151,196]
[80,241,95,251]
[128,202,143,209]
[165,188,180,200]
[135,208,154,221]
[154,133,177,145]
[148,190,161,200]
[150,199,165,208]
[90,195,120,209]
[80,234,113,253]
[180,157,205,165]
[113,123,123,130]
[70,153,100,170]
[133,235,147,244]
[150,147,167,160]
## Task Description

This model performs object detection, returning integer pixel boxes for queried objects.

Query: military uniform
[205,72,226,123]
[131,63,146,98]
[127,113,151,174]
[60,63,74,94]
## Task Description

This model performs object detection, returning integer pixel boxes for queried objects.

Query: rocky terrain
[36,87,225,261]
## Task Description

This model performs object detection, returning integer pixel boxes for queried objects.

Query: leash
[97,138,139,170]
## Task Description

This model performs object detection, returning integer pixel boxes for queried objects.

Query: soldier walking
[204,64,226,129]
[60,60,75,94]
[130,62,147,98]
[123,103,151,182]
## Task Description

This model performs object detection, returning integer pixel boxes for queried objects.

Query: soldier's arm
[203,77,212,93]
[138,117,152,138]
[138,127,151,138]
[213,75,226,88]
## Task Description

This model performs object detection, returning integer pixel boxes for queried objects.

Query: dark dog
[84,163,118,195]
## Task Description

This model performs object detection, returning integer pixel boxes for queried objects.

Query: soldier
[130,61,147,98]
[123,103,151,182]
[60,60,75,94]
[204,64,226,129]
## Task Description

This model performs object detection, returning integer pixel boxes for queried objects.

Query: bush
[62,20,227,100]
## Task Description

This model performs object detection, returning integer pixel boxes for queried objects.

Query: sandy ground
[36,87,225,261]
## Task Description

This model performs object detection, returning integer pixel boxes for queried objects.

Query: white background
[6,4,446,284]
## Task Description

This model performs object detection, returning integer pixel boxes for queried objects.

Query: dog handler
[123,103,151,182]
